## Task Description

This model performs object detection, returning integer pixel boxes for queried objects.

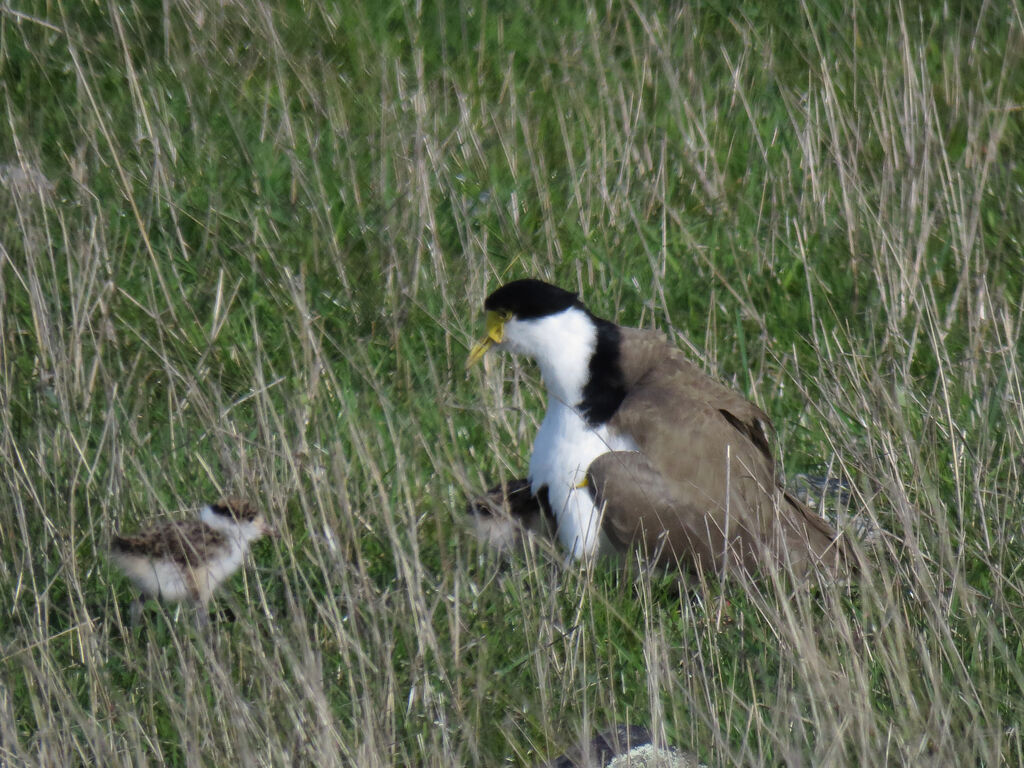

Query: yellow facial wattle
[466,310,508,368]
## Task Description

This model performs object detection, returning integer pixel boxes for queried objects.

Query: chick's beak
[261,520,280,539]
[466,310,506,368]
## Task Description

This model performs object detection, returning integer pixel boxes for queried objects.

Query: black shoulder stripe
[579,316,628,426]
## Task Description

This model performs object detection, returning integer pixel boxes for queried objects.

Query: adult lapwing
[467,279,848,578]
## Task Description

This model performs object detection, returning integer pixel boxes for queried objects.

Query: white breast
[111,538,248,604]
[203,542,247,593]
[529,400,637,559]
[111,553,195,602]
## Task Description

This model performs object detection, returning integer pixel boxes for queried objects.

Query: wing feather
[595,327,848,576]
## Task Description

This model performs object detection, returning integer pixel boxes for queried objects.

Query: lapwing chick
[465,478,555,553]
[543,726,700,768]
[467,279,850,579]
[110,498,277,626]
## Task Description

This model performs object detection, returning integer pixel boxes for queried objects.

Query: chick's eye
[501,310,513,321]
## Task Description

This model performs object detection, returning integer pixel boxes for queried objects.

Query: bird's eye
[500,310,513,321]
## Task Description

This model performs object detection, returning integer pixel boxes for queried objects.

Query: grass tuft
[1,0,1023,764]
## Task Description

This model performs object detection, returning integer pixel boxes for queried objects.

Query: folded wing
[591,328,848,577]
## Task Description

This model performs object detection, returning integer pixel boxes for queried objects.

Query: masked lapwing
[542,725,700,768]
[110,498,278,625]
[467,279,849,578]
[466,478,555,554]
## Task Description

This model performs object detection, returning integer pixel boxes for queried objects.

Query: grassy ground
[1,0,1023,765]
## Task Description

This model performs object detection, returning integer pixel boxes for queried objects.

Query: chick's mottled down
[110,498,276,624]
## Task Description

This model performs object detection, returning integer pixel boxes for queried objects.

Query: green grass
[2,0,1023,764]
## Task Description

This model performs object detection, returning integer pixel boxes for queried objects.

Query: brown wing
[599,328,848,577]
[112,521,228,567]
[588,450,748,572]
[615,327,773,462]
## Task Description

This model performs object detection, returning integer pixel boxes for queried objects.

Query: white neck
[200,505,259,548]
[501,306,596,407]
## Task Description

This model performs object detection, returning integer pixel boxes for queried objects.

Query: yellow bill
[466,310,507,368]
